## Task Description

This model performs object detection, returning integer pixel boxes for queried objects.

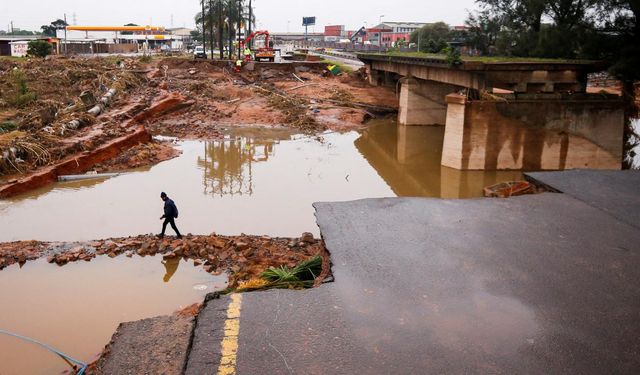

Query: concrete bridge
[358,54,624,171]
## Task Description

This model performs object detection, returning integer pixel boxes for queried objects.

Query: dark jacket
[164,198,179,219]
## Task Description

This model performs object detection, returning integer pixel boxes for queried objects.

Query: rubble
[0,233,328,288]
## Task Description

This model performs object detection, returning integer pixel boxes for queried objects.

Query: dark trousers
[162,217,182,237]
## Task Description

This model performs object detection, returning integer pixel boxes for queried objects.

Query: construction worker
[234,59,243,73]
[244,46,252,61]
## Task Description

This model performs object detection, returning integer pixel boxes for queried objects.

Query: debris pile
[0,58,147,177]
[1,233,327,288]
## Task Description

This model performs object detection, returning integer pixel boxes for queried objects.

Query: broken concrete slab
[187,193,640,374]
[526,170,640,229]
[91,314,194,375]
[184,294,233,375]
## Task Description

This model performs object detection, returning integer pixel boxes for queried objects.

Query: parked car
[194,46,207,59]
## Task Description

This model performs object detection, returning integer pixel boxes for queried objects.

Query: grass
[235,255,324,292]
[0,56,26,62]
[360,51,593,64]
[0,121,18,133]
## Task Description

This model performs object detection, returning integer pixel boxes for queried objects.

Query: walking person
[159,192,182,239]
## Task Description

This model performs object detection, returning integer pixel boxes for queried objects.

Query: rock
[108,252,118,258]
[234,241,249,251]
[219,251,229,261]
[300,232,315,243]
[70,246,84,254]
[163,252,176,260]
[174,247,184,257]
[203,265,215,273]
[47,256,56,264]
[193,259,203,267]
[126,251,134,258]
[198,248,207,258]
[208,237,226,249]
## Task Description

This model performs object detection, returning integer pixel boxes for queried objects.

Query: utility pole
[64,13,68,55]
[237,0,242,60]
[201,0,207,52]
[248,0,253,49]
[218,0,223,60]
[209,0,215,59]
[10,21,14,34]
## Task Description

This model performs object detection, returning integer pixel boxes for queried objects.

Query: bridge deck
[358,53,602,93]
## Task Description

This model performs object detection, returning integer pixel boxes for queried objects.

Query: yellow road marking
[217,293,242,375]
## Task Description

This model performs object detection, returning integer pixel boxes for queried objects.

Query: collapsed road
[178,170,639,375]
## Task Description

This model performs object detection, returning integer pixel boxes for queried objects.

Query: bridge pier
[398,78,459,126]
[441,94,624,170]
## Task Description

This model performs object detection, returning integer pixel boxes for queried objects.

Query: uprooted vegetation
[145,58,398,138]
[0,58,146,177]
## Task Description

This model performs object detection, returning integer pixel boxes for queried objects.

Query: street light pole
[378,15,385,52]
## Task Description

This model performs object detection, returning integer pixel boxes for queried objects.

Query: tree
[40,19,68,37]
[121,23,139,36]
[27,40,52,57]
[465,10,501,54]
[410,22,452,53]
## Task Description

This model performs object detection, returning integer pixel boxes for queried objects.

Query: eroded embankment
[0,92,189,198]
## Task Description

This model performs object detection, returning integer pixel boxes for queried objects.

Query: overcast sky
[1,0,479,33]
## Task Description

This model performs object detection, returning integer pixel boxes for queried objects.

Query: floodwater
[0,256,226,374]
[0,121,522,242]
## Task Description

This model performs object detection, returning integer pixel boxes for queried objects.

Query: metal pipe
[58,173,123,182]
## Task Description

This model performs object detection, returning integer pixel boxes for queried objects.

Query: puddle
[0,121,521,242]
[0,256,226,374]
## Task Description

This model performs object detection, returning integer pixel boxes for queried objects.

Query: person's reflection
[162,258,180,283]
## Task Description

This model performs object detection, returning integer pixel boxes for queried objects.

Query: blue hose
[0,329,88,374]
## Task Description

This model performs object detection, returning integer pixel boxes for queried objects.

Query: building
[0,35,58,56]
[55,26,185,53]
[167,27,194,46]
[324,25,346,42]
[270,32,324,43]
[367,22,429,47]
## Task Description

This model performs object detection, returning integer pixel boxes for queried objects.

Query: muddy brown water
[0,120,522,374]
[0,256,226,374]
[0,121,521,242]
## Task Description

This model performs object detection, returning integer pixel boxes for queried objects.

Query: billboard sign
[302,17,316,26]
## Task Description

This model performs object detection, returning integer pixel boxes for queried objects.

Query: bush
[7,70,37,108]
[0,121,18,133]
[443,46,462,66]
[27,40,52,58]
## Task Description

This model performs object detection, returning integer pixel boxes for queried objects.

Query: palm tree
[195,0,253,60]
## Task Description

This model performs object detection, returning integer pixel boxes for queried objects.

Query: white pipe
[58,173,123,182]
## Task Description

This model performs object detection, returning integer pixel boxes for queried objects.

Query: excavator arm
[240,30,270,49]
